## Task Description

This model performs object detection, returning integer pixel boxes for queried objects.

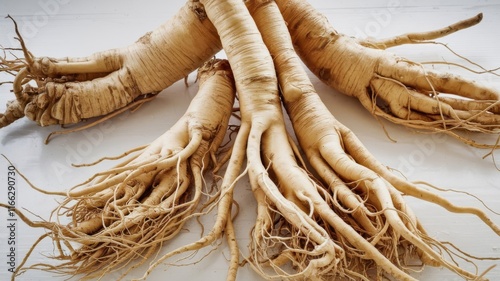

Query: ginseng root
[5,58,235,280]
[276,0,500,148]
[0,1,221,129]
[1,1,499,281]
[136,1,344,280]
[249,1,499,280]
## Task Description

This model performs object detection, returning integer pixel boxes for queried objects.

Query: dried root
[4,58,235,280]
[276,0,500,148]
[1,2,499,281]
[1,2,222,130]
[246,1,500,280]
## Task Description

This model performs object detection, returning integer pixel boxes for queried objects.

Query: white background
[0,0,499,280]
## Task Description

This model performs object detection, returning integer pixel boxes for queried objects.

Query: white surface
[0,0,499,280]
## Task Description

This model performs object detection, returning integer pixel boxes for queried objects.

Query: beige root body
[275,0,500,147]
[0,1,499,281]
[5,58,235,280]
[139,0,343,280]
[1,1,221,127]
[249,1,497,280]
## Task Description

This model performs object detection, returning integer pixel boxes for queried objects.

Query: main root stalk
[139,1,344,280]
[1,1,499,281]
[249,1,499,280]
[276,0,500,148]
[1,1,222,129]
[6,58,235,280]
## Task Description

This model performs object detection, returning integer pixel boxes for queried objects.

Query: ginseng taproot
[1,1,499,281]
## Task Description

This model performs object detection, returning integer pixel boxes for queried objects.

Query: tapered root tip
[460,12,483,29]
[476,12,483,23]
